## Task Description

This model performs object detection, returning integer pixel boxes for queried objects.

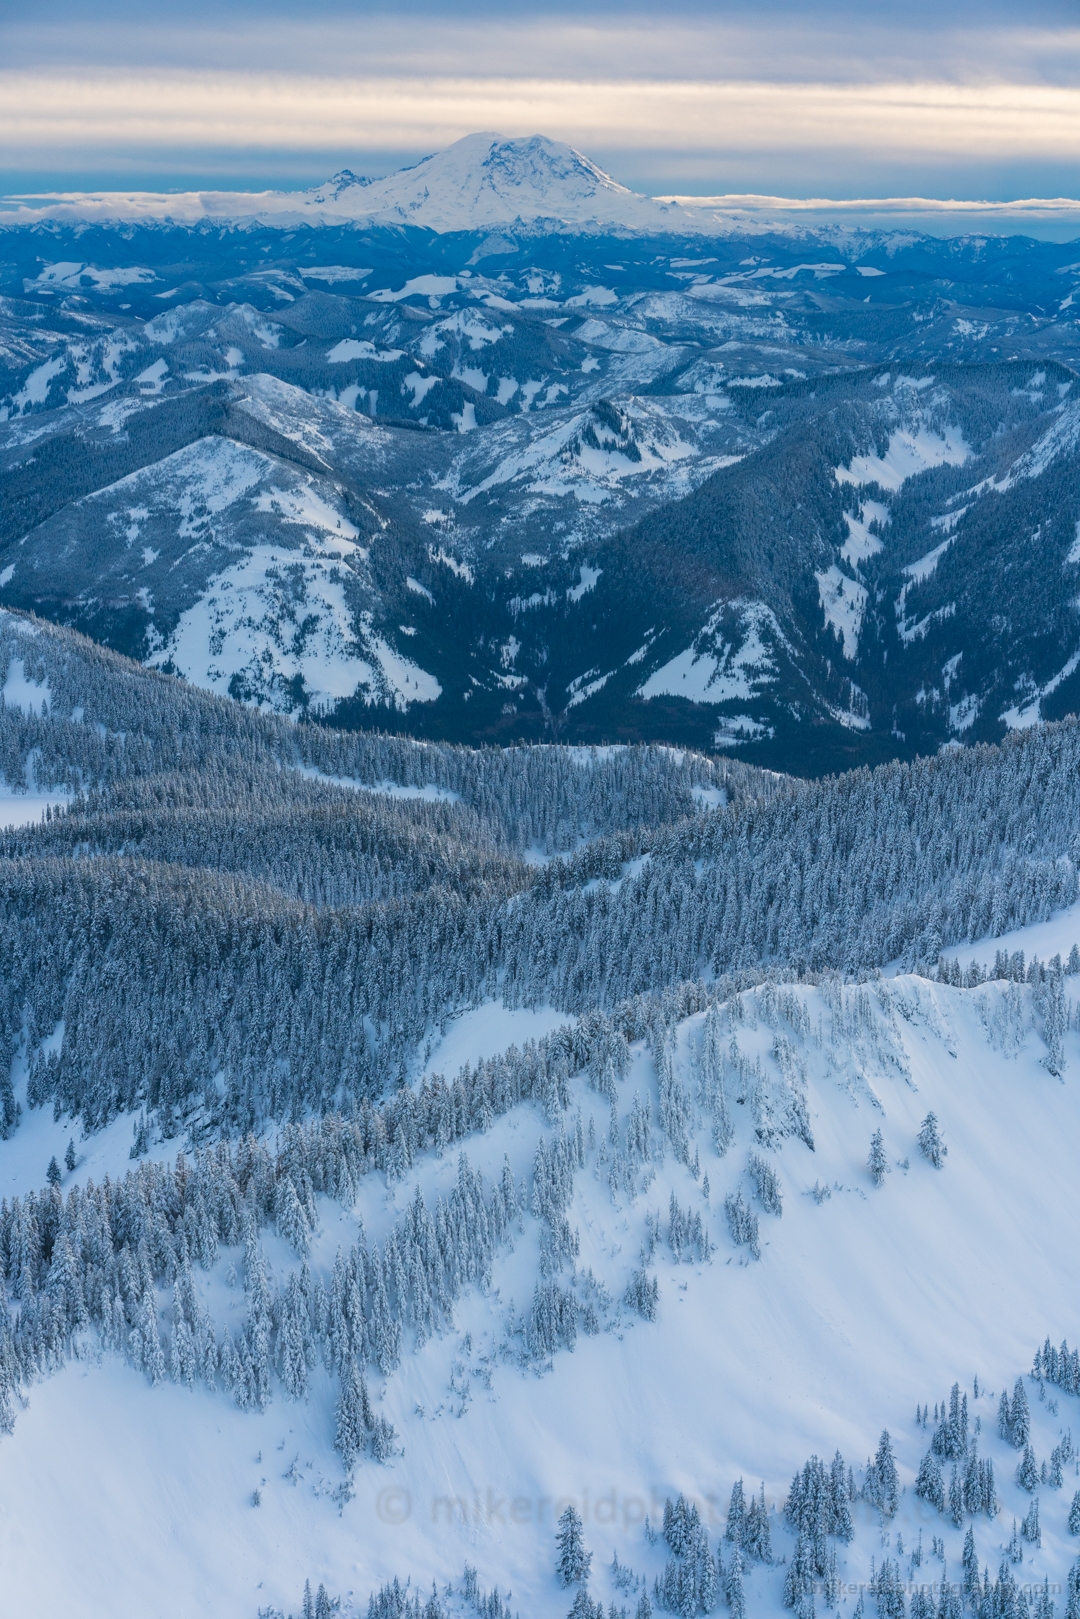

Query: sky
[1,0,1079,206]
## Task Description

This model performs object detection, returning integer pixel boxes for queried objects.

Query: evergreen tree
[726,1546,745,1619]
[1016,1445,1039,1493]
[726,1480,746,1546]
[556,1505,591,1587]
[744,1483,773,1562]
[1069,1491,1080,1534]
[868,1131,888,1188]
[938,1573,961,1619]
[1035,1579,1054,1619]
[335,1361,370,1471]
[917,1114,946,1168]
[915,1452,944,1512]
[1011,1379,1031,1448]
[868,1431,899,1517]
[46,1156,61,1187]
[998,1390,1012,1443]
[783,1531,815,1609]
[567,1587,602,1619]
[962,1528,979,1601]
[64,1138,76,1173]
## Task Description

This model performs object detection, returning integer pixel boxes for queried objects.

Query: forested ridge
[3,606,1080,1139]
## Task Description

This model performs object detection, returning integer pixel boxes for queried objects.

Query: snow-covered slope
[4,970,1080,1619]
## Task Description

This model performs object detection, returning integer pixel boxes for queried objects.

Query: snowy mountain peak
[300,132,673,232]
[309,168,373,201]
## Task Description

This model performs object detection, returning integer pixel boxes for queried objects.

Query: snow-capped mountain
[307,134,690,233]
[0,134,697,233]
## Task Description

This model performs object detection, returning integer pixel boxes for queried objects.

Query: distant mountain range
[2,133,1080,773]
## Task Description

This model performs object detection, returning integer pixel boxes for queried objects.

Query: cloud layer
[1,9,1078,203]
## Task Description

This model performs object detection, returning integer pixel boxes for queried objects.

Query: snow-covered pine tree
[783,1531,815,1610]
[917,1114,946,1168]
[962,1527,979,1601]
[1011,1378,1031,1448]
[868,1131,888,1187]
[1017,1445,1039,1493]
[1034,1578,1055,1619]
[726,1480,746,1545]
[747,1153,783,1216]
[335,1361,370,1471]
[726,1546,745,1619]
[567,1586,602,1619]
[915,1452,945,1511]
[938,1575,962,1619]
[556,1505,592,1587]
[866,1431,899,1517]
[744,1484,773,1562]
[999,1389,1012,1443]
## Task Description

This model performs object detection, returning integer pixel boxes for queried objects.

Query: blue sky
[2,0,1078,202]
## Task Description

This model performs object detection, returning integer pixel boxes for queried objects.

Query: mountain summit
[304,132,679,231]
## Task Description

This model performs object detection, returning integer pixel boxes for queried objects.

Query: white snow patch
[150,536,439,714]
[301,265,372,284]
[251,485,361,555]
[638,602,778,704]
[0,786,72,828]
[367,275,460,303]
[836,426,970,490]
[429,548,474,584]
[129,358,167,394]
[713,713,772,745]
[840,500,889,567]
[567,565,601,602]
[1000,645,1080,730]
[2,657,51,716]
[419,1000,572,1079]
[327,339,404,363]
[9,353,67,414]
[291,763,459,804]
[403,372,439,406]
[903,539,953,583]
[564,286,618,308]
[25,262,156,292]
[815,566,867,659]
